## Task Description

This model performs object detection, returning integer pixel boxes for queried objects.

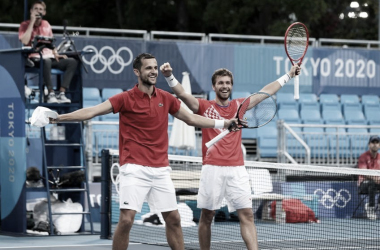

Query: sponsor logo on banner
[82,45,133,74]
[314,188,351,209]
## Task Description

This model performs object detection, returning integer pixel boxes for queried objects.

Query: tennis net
[100,149,380,249]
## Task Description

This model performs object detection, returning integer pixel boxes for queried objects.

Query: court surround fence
[1,23,379,48]
[101,150,380,250]
[79,119,380,181]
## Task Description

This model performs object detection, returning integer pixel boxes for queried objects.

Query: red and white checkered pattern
[203,106,223,120]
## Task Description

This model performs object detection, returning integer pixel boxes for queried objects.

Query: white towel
[29,106,58,127]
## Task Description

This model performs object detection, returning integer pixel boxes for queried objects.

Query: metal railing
[1,22,378,47]
[278,122,380,167]
[318,38,380,49]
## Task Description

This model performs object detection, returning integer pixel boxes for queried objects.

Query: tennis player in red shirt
[358,135,380,220]
[51,53,237,250]
[160,62,300,250]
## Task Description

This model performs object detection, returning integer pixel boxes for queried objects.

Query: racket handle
[205,130,230,148]
[294,76,299,100]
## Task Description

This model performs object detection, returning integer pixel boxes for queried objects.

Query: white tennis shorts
[118,164,178,213]
[197,165,252,212]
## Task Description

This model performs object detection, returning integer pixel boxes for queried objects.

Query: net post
[100,149,111,239]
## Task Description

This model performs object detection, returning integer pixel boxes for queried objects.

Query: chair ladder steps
[52,212,91,215]
[47,166,85,169]
[45,143,83,147]
[41,123,94,235]
[49,188,87,192]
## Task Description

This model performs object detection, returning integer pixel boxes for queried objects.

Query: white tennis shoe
[365,203,377,220]
[56,92,71,103]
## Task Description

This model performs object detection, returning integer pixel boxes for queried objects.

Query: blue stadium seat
[232,91,250,99]
[369,120,380,134]
[92,124,119,156]
[278,109,300,122]
[363,103,380,123]
[303,120,323,129]
[306,134,329,158]
[324,119,346,134]
[300,102,320,111]
[276,92,299,111]
[361,95,379,105]
[347,120,369,158]
[340,94,360,104]
[346,119,369,158]
[300,109,321,123]
[346,120,368,134]
[287,136,306,158]
[322,108,343,122]
[298,93,318,103]
[321,102,341,112]
[329,135,350,158]
[343,103,365,122]
[276,92,294,103]
[83,87,102,103]
[257,135,277,158]
[319,94,339,104]
[278,102,299,111]
[102,88,123,102]
[242,128,257,140]
[168,114,174,135]
[208,91,216,100]
[257,121,277,158]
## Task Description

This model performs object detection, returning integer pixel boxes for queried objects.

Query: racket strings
[238,93,276,128]
[286,26,308,59]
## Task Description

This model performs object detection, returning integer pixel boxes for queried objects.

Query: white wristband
[214,120,224,129]
[165,75,179,87]
[276,73,291,87]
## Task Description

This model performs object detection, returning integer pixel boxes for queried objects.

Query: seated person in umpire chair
[357,135,380,220]
[19,0,78,104]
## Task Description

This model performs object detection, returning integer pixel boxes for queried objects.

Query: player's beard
[140,74,157,86]
[216,90,231,101]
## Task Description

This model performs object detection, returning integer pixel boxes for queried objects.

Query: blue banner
[2,33,380,95]
[0,51,26,233]
[281,181,359,219]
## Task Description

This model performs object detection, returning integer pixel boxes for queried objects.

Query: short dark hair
[31,0,46,10]
[211,68,234,86]
[133,53,155,71]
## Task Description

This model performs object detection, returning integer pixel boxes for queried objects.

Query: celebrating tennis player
[160,62,300,250]
[50,53,237,250]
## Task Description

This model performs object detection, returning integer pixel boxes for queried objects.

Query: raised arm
[160,62,200,113]
[52,100,114,123]
[260,64,300,95]
[246,64,300,110]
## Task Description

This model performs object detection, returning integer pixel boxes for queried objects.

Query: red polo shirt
[197,98,244,166]
[18,20,55,59]
[357,150,380,185]
[109,85,181,167]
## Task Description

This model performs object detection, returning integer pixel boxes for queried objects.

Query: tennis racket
[284,22,309,100]
[205,92,277,148]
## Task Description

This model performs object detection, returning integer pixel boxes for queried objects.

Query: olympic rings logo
[314,188,351,209]
[82,45,133,74]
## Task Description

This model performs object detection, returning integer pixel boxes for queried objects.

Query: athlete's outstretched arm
[260,64,300,95]
[174,106,236,130]
[51,100,113,123]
